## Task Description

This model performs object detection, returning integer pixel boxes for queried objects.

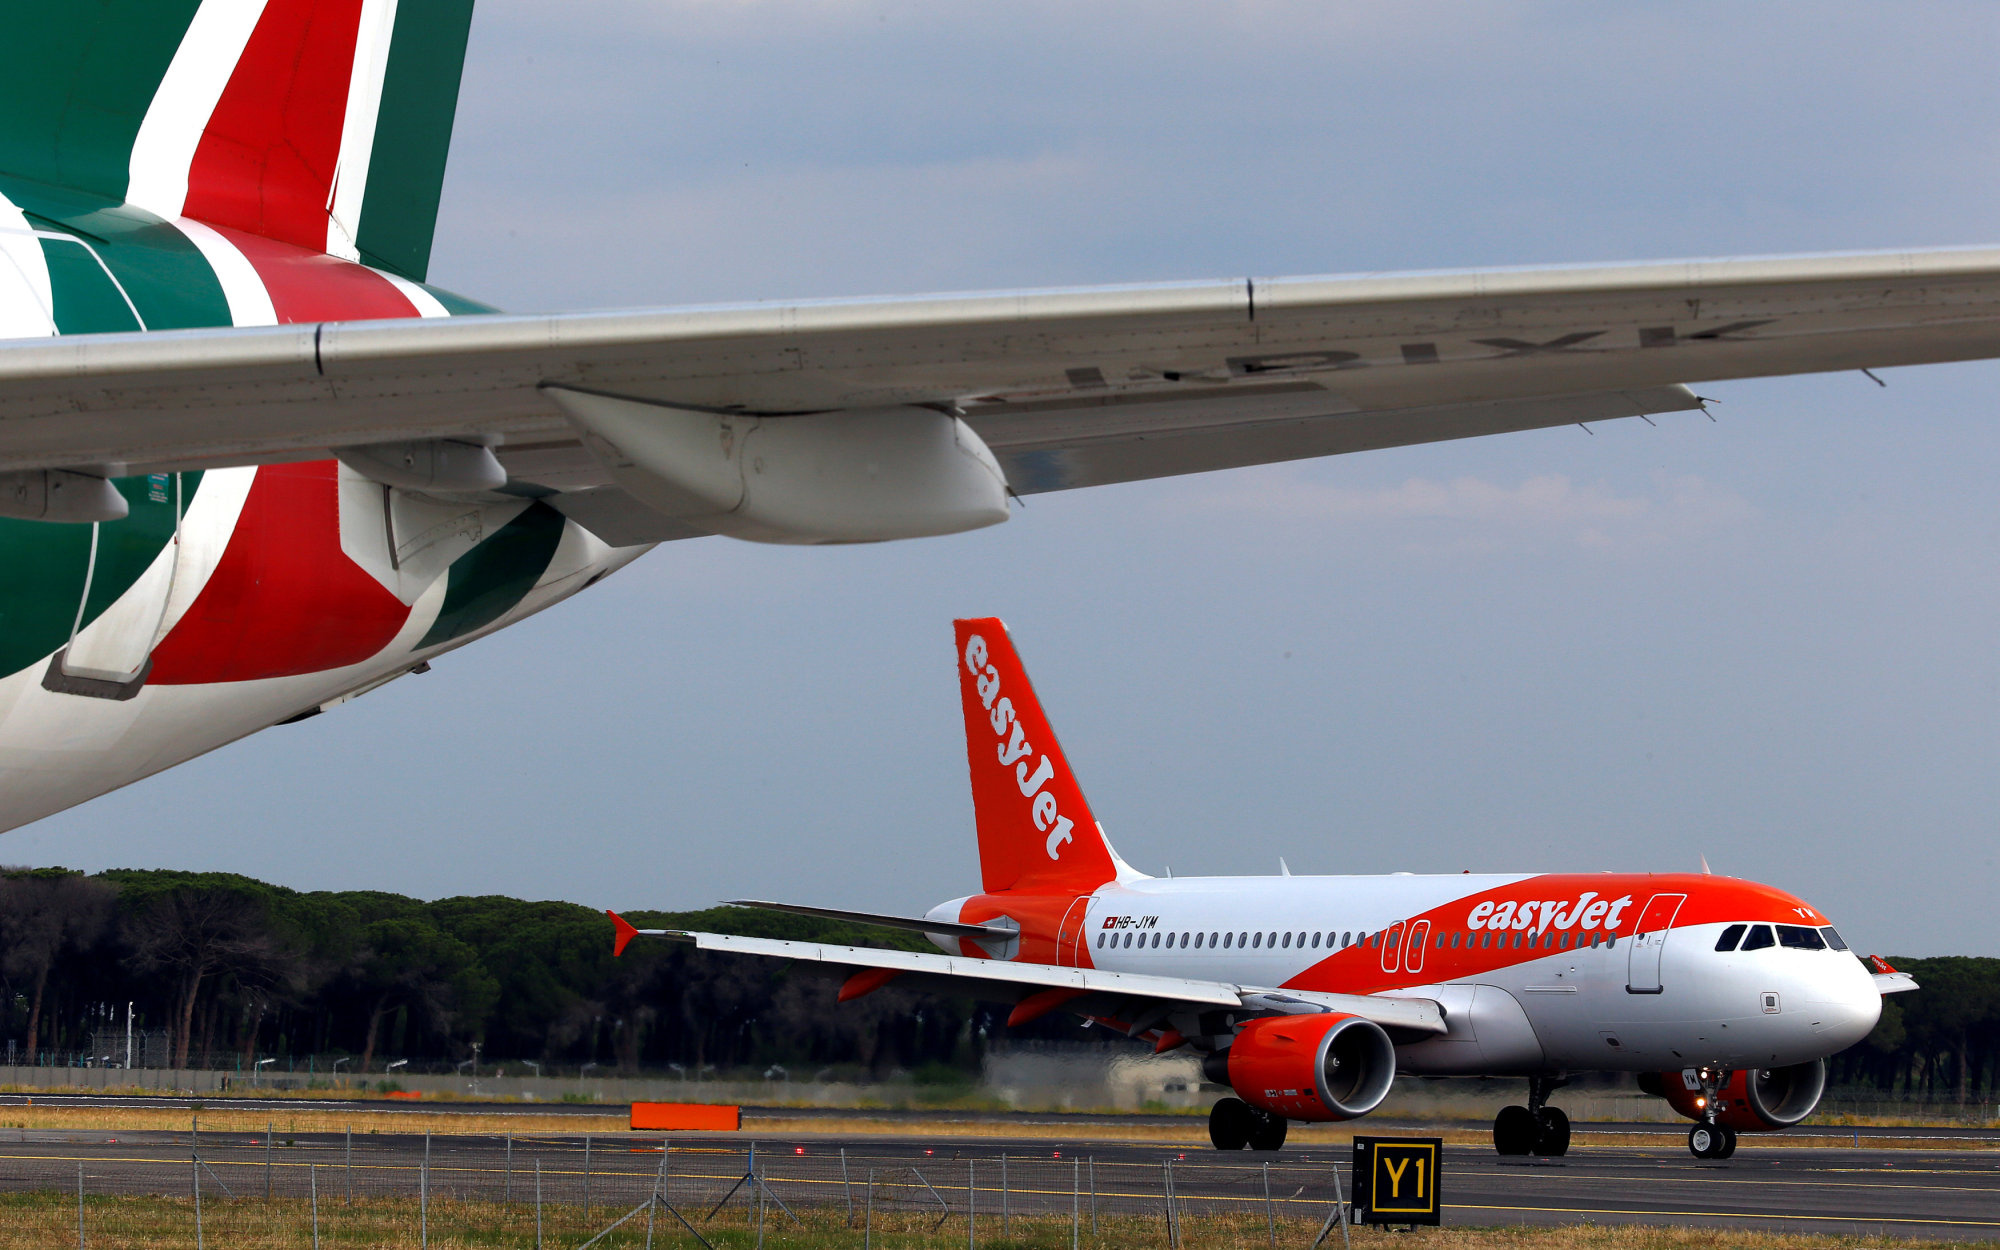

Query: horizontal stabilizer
[724,899,1015,941]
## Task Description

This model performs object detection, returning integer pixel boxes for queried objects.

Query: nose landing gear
[1688,1121,1737,1159]
[1493,1075,1571,1156]
[1685,1067,1738,1159]
[1208,1097,1289,1151]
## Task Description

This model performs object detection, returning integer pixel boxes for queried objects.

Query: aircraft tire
[1247,1108,1289,1152]
[1493,1104,1536,1155]
[1209,1098,1253,1151]
[1717,1125,1738,1158]
[1688,1123,1726,1159]
[1532,1106,1571,1156]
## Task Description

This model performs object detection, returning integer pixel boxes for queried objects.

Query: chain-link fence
[0,1130,1359,1248]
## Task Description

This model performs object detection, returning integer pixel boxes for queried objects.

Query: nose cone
[1807,953,1883,1053]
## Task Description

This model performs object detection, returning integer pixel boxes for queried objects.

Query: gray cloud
[14,1,2000,956]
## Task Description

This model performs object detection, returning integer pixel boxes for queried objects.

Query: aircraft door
[1056,896,1094,967]
[1379,921,1406,974]
[1404,919,1432,974]
[49,474,185,699]
[1625,893,1687,994]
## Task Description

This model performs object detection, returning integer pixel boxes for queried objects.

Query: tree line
[2,866,1994,1099]
[0,867,1001,1078]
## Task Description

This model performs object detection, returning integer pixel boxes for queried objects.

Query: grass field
[0,1103,1988,1152]
[0,1192,1992,1250]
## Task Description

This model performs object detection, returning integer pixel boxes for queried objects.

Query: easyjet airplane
[612,619,1916,1159]
[8,5,2000,832]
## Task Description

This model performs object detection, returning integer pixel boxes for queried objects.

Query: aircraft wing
[1864,954,1919,995]
[650,926,1448,1038]
[5,248,2000,503]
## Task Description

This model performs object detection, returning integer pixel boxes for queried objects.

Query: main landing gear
[1209,1097,1289,1151]
[1493,1076,1570,1157]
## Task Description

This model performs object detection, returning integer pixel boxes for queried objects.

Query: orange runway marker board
[630,1102,741,1131]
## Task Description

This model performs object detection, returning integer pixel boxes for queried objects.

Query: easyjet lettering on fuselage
[1467,892,1633,934]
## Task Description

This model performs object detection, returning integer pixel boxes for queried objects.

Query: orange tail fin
[955,618,1118,895]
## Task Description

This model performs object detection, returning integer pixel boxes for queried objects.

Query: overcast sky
[13,1,2000,956]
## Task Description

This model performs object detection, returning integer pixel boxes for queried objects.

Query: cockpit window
[1821,927,1848,951]
[1777,925,1827,950]
[1740,924,1775,951]
[1714,924,1746,952]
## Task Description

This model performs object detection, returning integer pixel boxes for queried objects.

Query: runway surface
[0,1120,1993,1240]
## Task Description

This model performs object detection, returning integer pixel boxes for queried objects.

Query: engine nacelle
[548,387,1010,544]
[1204,1013,1396,1122]
[1639,1059,1827,1131]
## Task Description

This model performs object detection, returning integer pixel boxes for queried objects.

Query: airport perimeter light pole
[124,1002,133,1070]
[253,1057,275,1088]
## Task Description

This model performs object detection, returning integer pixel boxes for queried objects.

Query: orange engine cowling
[1638,1059,1827,1131]
[1217,1013,1396,1122]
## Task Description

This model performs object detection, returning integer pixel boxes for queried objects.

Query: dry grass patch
[0,1104,627,1138]
[0,1194,1989,1250]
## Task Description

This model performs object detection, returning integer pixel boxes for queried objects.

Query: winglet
[609,910,640,957]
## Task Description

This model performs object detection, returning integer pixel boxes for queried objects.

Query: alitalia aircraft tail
[0,0,474,280]
[955,618,1120,896]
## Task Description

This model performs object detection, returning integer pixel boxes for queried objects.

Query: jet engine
[1202,1013,1396,1122]
[1639,1059,1827,1131]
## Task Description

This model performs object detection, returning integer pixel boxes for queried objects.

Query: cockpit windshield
[1740,924,1775,951]
[1821,927,1848,950]
[1776,925,1827,950]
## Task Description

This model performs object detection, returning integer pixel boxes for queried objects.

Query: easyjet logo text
[965,634,1074,860]
[1467,892,1634,933]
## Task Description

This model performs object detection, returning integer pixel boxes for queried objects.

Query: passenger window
[1342,932,1352,947]
[1193,932,1203,949]
[1211,932,1220,947]
[1223,933,1232,949]
[1715,924,1746,952]
[1281,932,1292,949]
[1096,932,1105,948]
[1269,932,1279,948]
[1252,933,1262,949]
[1821,927,1848,951]
[1312,932,1322,948]
[1777,925,1826,951]
[1741,925,1774,950]
[1605,934,1616,949]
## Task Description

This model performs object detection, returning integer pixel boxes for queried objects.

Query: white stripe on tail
[327,0,402,261]
[126,0,270,222]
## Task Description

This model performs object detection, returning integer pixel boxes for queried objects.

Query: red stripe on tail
[216,225,419,322]
[183,0,366,254]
